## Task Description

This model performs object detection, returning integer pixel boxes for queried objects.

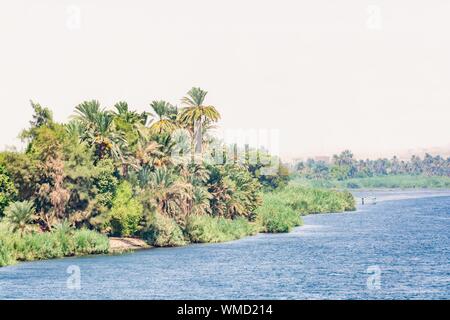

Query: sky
[1,0,449,160]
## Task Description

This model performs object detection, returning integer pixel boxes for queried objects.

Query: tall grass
[142,213,187,247]
[256,186,355,233]
[256,196,303,233]
[186,215,258,243]
[0,223,109,267]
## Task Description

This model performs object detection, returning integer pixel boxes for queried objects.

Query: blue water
[1,191,449,300]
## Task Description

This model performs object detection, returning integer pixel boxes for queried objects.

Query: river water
[1,190,449,299]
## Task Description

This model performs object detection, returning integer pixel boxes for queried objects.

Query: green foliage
[186,215,258,243]
[292,175,450,189]
[208,164,262,219]
[71,229,110,255]
[0,151,38,200]
[256,197,303,233]
[256,186,355,233]
[92,159,119,207]
[0,238,15,267]
[142,213,187,247]
[109,181,143,236]
[0,165,18,215]
[2,201,36,235]
[0,223,109,266]
[296,150,450,181]
[0,225,15,266]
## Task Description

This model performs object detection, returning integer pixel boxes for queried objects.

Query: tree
[179,87,220,158]
[20,100,54,142]
[149,100,179,135]
[109,181,143,236]
[2,201,37,236]
[0,165,18,216]
[74,100,126,162]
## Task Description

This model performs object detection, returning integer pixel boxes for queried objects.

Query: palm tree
[149,100,179,135]
[2,201,37,236]
[74,100,126,163]
[179,88,220,158]
[145,168,193,224]
[191,186,212,215]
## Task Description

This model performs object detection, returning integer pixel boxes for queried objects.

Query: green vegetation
[186,216,258,243]
[256,186,355,233]
[2,200,37,235]
[0,88,357,267]
[142,213,187,247]
[292,175,450,189]
[0,223,108,267]
[294,149,450,189]
[0,165,18,215]
[109,182,143,237]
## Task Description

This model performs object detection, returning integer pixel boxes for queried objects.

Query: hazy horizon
[1,0,449,160]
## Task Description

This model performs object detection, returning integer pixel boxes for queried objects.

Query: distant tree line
[294,150,450,180]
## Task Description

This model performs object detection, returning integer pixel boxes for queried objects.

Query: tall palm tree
[3,201,37,236]
[149,100,179,135]
[179,88,220,158]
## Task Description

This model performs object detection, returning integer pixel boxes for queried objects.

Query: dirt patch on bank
[109,237,151,253]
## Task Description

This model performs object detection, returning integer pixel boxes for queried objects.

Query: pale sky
[1,0,449,160]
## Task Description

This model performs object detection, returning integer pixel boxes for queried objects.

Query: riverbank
[0,186,356,267]
[292,175,450,189]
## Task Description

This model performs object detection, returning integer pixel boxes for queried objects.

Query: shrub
[0,227,16,266]
[109,181,143,237]
[256,196,303,233]
[0,225,109,267]
[255,186,355,233]
[142,213,186,247]
[14,232,64,261]
[2,200,36,235]
[72,229,109,255]
[186,215,258,243]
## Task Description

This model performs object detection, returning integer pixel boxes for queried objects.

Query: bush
[109,181,143,237]
[256,196,303,233]
[72,229,109,255]
[142,213,186,247]
[0,224,109,267]
[0,226,15,266]
[186,215,258,243]
[13,232,64,261]
[255,186,355,233]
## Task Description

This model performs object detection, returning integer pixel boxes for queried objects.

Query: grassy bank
[256,186,355,232]
[292,175,450,189]
[0,223,109,267]
[0,186,356,267]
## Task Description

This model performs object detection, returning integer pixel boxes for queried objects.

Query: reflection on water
[1,191,449,300]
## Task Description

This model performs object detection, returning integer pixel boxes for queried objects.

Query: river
[1,190,449,299]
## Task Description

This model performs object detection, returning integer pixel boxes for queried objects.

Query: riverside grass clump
[186,215,258,243]
[256,186,356,233]
[142,213,187,247]
[0,223,109,266]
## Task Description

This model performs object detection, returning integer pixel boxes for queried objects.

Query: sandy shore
[109,237,151,253]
